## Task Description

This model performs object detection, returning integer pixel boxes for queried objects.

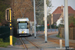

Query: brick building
[51,5,75,26]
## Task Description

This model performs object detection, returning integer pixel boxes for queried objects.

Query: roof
[53,14,61,23]
[52,6,75,14]
[52,7,63,14]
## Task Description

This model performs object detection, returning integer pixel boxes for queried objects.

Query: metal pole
[33,0,36,38]
[9,9,13,46]
[64,0,69,50]
[44,0,47,43]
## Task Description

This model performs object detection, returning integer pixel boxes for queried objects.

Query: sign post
[9,9,13,46]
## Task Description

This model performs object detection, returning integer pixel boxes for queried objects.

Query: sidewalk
[47,33,75,49]
[37,31,75,49]
[37,31,75,44]
[48,33,75,43]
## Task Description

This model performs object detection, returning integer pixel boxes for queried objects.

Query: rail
[25,38,40,49]
[19,38,28,50]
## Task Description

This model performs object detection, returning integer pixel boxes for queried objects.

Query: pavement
[38,31,75,44]
[0,31,75,50]
[48,33,75,43]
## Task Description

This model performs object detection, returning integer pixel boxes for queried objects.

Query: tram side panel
[29,22,34,35]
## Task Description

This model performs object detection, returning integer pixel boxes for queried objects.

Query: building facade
[51,6,75,26]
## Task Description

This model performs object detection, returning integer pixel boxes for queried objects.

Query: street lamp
[33,0,36,38]
[64,0,69,50]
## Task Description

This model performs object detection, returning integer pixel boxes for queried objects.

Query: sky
[50,0,75,13]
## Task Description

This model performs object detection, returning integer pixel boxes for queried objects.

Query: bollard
[56,39,63,49]
[60,39,62,49]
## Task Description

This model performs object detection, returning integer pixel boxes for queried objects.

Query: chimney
[61,5,63,9]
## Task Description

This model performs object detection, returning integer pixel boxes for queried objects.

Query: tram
[17,18,31,36]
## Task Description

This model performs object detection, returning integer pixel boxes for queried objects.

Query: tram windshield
[18,23,27,29]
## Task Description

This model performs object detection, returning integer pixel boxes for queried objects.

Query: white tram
[17,18,31,36]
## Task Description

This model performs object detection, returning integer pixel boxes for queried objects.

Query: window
[61,20,63,23]
[18,23,27,29]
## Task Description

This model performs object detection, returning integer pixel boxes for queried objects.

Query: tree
[12,0,34,21]
[35,0,52,25]
[0,0,11,24]
[47,13,51,29]
[46,0,52,7]
[69,15,75,27]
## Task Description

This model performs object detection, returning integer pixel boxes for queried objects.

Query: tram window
[18,23,27,29]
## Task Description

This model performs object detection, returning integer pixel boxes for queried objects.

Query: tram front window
[19,23,27,29]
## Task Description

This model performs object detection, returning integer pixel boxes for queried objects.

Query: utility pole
[33,0,36,38]
[44,0,47,43]
[64,0,69,50]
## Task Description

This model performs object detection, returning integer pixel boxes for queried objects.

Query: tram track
[19,38,28,50]
[25,38,41,49]
[19,37,43,50]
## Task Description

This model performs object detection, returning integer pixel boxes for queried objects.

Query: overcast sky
[50,0,75,13]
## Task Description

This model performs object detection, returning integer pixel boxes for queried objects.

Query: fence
[59,27,75,40]
[36,26,44,31]
[0,26,10,41]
